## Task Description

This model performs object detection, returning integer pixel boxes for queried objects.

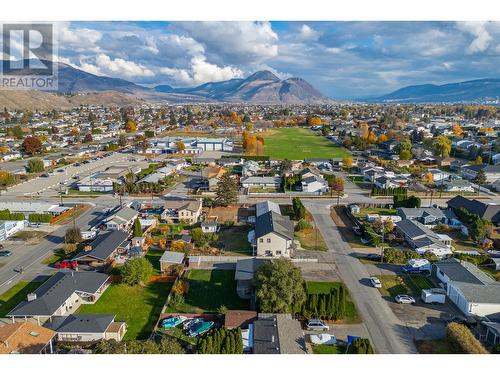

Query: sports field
[262,127,350,160]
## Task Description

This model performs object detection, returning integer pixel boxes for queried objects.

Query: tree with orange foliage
[242,131,258,154]
[367,131,377,144]
[377,133,388,143]
[230,112,242,125]
[307,116,322,126]
[452,123,463,136]
[423,172,434,183]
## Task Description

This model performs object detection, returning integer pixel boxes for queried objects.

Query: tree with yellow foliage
[474,156,483,165]
[360,123,369,140]
[175,141,186,153]
[423,172,434,183]
[125,119,137,132]
[342,156,353,169]
[367,130,377,144]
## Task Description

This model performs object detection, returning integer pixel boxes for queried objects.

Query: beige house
[161,198,202,224]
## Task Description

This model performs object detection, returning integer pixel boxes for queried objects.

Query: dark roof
[447,196,500,223]
[255,211,294,241]
[52,314,114,333]
[8,272,109,317]
[463,164,500,173]
[252,315,280,354]
[73,230,129,261]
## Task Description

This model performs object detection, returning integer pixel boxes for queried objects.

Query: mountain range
[0,61,329,109]
[372,78,500,103]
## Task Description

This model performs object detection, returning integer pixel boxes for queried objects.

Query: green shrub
[296,218,312,231]
[28,213,53,223]
[197,328,243,354]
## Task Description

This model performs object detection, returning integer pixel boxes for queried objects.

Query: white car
[370,277,382,288]
[395,295,416,304]
[305,319,329,331]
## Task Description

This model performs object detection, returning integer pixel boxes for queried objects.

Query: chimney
[27,293,37,302]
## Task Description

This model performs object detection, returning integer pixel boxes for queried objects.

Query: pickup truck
[54,260,78,270]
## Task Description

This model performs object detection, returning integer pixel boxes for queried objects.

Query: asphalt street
[303,199,418,354]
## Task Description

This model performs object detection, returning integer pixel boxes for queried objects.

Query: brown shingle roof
[0,322,55,354]
[224,310,257,329]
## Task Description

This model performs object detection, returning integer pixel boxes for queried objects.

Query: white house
[435,258,500,318]
[301,175,328,193]
[0,220,25,240]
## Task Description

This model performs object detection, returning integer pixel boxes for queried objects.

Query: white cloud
[457,21,492,54]
[57,22,102,53]
[298,24,320,41]
[79,53,154,78]
[160,56,242,85]
[178,22,278,64]
[406,29,453,57]
[325,47,343,54]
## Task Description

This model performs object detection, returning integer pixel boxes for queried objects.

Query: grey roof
[8,272,110,317]
[73,230,129,261]
[255,201,281,217]
[108,206,138,223]
[159,251,185,264]
[397,207,446,220]
[51,314,114,333]
[255,211,294,241]
[253,314,306,354]
[447,196,500,224]
[396,219,441,241]
[436,258,494,285]
[235,258,267,281]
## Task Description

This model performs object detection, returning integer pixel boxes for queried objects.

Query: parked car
[0,250,12,257]
[366,253,382,261]
[370,277,382,288]
[57,168,65,172]
[54,260,78,269]
[305,319,329,331]
[41,172,50,177]
[395,294,415,304]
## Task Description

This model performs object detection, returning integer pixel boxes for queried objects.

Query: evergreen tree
[132,217,143,237]
[215,173,238,206]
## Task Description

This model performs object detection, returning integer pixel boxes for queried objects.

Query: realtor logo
[0,23,58,90]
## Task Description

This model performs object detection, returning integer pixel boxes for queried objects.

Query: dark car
[366,253,382,261]
[0,250,12,257]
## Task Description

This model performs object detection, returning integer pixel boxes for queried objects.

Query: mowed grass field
[262,128,350,160]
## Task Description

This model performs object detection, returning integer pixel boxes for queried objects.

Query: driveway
[302,199,417,354]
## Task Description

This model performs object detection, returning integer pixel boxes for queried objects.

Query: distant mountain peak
[245,70,280,82]
[372,78,500,103]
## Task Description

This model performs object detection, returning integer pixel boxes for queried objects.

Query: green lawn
[262,128,350,160]
[378,275,434,297]
[357,207,397,217]
[78,281,172,340]
[306,281,361,324]
[312,344,344,354]
[218,227,253,256]
[167,269,249,314]
[145,249,164,275]
[0,279,47,317]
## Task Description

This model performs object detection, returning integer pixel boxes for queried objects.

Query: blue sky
[49,21,500,99]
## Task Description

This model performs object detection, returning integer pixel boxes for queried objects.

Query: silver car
[395,294,416,304]
[305,319,329,331]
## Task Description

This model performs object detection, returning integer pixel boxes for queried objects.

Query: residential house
[72,230,130,267]
[301,174,328,193]
[161,198,202,224]
[461,164,500,183]
[395,219,453,257]
[0,202,69,219]
[442,180,475,193]
[224,310,258,329]
[7,272,110,322]
[241,176,282,190]
[396,207,450,226]
[435,258,500,318]
[252,210,294,257]
[234,258,266,299]
[104,206,138,231]
[252,313,307,354]
[0,322,56,354]
[427,169,450,182]
[50,314,127,343]
[201,218,219,233]
[374,176,400,189]
[447,196,500,225]
[242,160,260,177]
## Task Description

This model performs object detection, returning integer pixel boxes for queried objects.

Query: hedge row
[0,209,25,221]
[302,285,346,321]
[197,327,243,354]
[28,213,53,223]
[371,187,407,197]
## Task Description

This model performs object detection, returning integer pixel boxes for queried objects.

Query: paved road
[0,201,114,294]
[302,199,417,354]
